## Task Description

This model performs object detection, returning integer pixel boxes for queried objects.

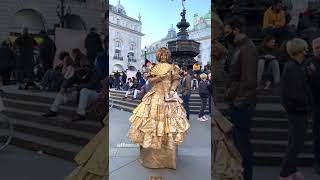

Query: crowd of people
[214,0,320,179]
[109,60,212,122]
[0,27,108,123]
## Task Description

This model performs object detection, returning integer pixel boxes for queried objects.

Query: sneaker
[197,117,204,121]
[293,171,306,180]
[42,111,57,118]
[203,116,209,121]
[71,115,86,122]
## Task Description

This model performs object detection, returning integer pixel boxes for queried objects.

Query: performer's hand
[169,90,175,97]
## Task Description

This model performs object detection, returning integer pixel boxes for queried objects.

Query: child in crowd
[198,73,210,121]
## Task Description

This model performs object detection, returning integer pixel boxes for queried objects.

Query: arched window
[115,41,121,48]
[129,43,134,51]
[128,52,135,62]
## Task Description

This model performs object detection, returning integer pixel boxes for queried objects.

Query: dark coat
[199,80,210,98]
[0,46,15,69]
[14,35,37,68]
[85,32,103,59]
[305,56,320,106]
[39,36,56,69]
[280,59,313,114]
[225,36,258,106]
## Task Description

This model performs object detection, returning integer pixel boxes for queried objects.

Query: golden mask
[156,47,170,63]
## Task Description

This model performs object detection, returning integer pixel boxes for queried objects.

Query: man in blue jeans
[224,17,257,180]
[181,67,191,120]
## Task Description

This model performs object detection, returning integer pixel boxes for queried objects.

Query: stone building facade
[109,1,144,73]
[0,0,106,41]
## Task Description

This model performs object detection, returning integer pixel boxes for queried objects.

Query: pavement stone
[0,145,76,180]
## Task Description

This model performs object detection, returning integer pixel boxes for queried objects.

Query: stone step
[251,128,313,141]
[215,94,281,104]
[253,152,314,166]
[3,107,101,133]
[252,117,312,129]
[110,90,205,100]
[1,116,94,146]
[111,97,210,114]
[9,131,81,161]
[110,94,210,106]
[217,103,287,118]
[3,91,54,104]
[3,98,75,117]
[252,140,313,154]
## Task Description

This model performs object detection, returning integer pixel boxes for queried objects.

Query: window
[128,52,135,62]
[117,18,120,25]
[130,43,134,51]
[115,41,121,48]
[114,49,122,59]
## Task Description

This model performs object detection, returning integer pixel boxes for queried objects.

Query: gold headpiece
[156,47,170,63]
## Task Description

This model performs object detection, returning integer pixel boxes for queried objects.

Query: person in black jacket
[39,30,56,72]
[279,38,313,180]
[85,27,103,64]
[306,37,320,174]
[198,73,210,122]
[14,27,38,89]
[0,41,15,85]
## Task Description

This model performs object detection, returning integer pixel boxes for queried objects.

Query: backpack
[198,80,209,98]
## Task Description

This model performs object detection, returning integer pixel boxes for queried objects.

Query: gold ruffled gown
[212,109,243,180]
[65,116,107,180]
[128,63,190,169]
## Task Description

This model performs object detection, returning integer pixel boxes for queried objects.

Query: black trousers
[198,97,207,118]
[280,114,308,177]
[0,68,12,85]
[313,107,320,165]
[230,104,255,180]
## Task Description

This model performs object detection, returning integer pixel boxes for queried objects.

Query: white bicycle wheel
[0,113,13,150]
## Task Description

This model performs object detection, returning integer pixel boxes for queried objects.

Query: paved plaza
[109,108,211,180]
[0,145,76,180]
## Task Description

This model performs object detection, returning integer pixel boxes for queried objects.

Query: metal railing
[113,56,123,60]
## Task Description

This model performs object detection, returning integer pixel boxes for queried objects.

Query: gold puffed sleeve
[170,65,181,91]
[148,75,164,85]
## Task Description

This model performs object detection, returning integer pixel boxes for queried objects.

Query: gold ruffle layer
[65,117,107,180]
[128,90,190,150]
[212,109,243,180]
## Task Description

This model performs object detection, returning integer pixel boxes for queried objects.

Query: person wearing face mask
[279,38,313,180]
[223,17,257,180]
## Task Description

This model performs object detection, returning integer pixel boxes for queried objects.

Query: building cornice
[109,11,142,24]
[109,22,145,36]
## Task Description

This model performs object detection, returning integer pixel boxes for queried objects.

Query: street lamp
[56,0,71,28]
[144,46,147,60]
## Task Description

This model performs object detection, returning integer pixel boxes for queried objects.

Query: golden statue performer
[128,47,190,169]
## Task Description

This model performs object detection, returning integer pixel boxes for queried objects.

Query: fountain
[167,0,200,68]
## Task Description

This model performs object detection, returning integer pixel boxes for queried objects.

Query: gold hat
[156,47,170,63]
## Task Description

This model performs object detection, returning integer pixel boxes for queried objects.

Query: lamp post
[56,0,71,28]
[144,46,147,61]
